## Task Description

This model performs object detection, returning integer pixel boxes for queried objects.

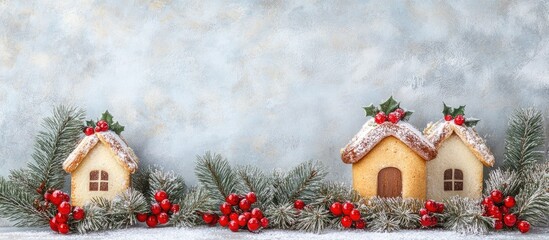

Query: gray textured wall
[1,1,548,189]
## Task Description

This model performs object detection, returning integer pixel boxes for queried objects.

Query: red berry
[503,214,517,227]
[488,205,499,215]
[395,108,405,117]
[388,112,401,123]
[226,194,240,206]
[158,212,169,224]
[342,202,354,216]
[494,220,503,230]
[294,200,305,210]
[72,206,85,220]
[63,193,70,202]
[44,192,52,202]
[55,212,68,224]
[94,125,102,133]
[58,223,69,234]
[151,203,162,215]
[444,114,453,121]
[154,190,168,202]
[503,196,516,208]
[425,200,438,212]
[58,201,71,215]
[420,214,432,227]
[170,204,180,214]
[219,215,230,227]
[239,199,251,211]
[517,220,530,233]
[500,206,509,214]
[430,216,438,227]
[229,212,239,222]
[49,218,58,232]
[136,213,148,222]
[490,190,503,203]
[251,208,263,219]
[419,208,429,216]
[146,215,158,228]
[492,211,502,221]
[247,217,260,232]
[454,114,465,125]
[246,192,257,204]
[160,199,171,212]
[341,216,352,228]
[220,202,232,215]
[330,202,343,216]
[51,190,64,206]
[238,214,247,227]
[84,127,95,136]
[229,220,239,232]
[436,203,444,213]
[349,209,361,221]
[482,197,494,207]
[243,211,252,221]
[355,219,366,229]
[260,217,269,228]
[202,213,215,224]
[374,112,387,124]
[100,122,109,131]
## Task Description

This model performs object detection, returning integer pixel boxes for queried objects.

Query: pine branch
[503,108,545,177]
[514,163,549,226]
[365,197,421,231]
[147,166,187,203]
[236,165,273,208]
[264,203,298,229]
[131,166,151,201]
[0,178,51,227]
[294,206,331,233]
[441,196,493,235]
[194,152,239,204]
[272,160,326,205]
[313,181,362,208]
[390,198,422,229]
[484,168,522,197]
[170,187,215,228]
[368,211,400,232]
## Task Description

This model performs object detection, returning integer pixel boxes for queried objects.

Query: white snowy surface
[0,226,547,240]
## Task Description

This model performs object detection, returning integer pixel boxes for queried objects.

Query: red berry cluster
[207,192,269,232]
[374,108,406,124]
[137,190,180,228]
[419,199,444,228]
[444,114,466,126]
[44,190,85,234]
[329,202,366,229]
[83,120,109,136]
[482,189,529,233]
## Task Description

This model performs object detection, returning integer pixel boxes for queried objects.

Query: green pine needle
[170,187,215,228]
[147,166,187,203]
[264,203,298,229]
[0,178,51,227]
[441,196,493,235]
[294,206,331,233]
[272,160,326,205]
[194,152,239,204]
[236,165,273,208]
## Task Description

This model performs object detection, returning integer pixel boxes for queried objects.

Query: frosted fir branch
[503,108,545,176]
[365,197,421,230]
[368,211,400,232]
[441,196,493,235]
[171,187,215,228]
[147,166,187,203]
[264,203,298,229]
[194,152,239,204]
[514,163,549,226]
[313,181,362,208]
[26,105,85,197]
[272,160,327,205]
[484,168,522,197]
[131,166,151,201]
[294,206,332,234]
[236,165,273,208]
[0,178,51,227]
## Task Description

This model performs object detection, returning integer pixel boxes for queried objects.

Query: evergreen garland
[170,187,215,228]
[236,165,273,208]
[194,152,239,204]
[294,206,331,233]
[440,196,493,235]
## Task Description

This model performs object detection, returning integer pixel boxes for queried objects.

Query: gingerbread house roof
[63,131,139,173]
[341,119,437,164]
[423,120,495,167]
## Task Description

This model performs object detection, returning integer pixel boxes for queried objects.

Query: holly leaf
[101,110,114,125]
[452,105,466,117]
[86,119,96,127]
[401,110,414,121]
[363,104,379,117]
[442,102,453,116]
[110,121,125,135]
[379,96,400,114]
[464,118,480,128]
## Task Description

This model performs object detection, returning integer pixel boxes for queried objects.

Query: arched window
[443,169,463,191]
[89,170,108,191]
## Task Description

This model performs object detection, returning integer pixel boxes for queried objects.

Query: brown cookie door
[377,167,402,198]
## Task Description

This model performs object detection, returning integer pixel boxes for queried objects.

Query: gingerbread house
[341,119,437,199]
[423,120,495,201]
[63,131,139,206]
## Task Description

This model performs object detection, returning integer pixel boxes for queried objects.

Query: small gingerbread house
[341,119,437,199]
[423,120,495,201]
[63,131,139,206]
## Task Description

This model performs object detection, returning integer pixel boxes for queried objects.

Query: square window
[90,182,98,191]
[90,170,99,180]
[444,169,452,180]
[454,170,463,180]
[100,182,108,191]
[444,181,453,191]
[101,171,108,180]
[454,181,463,191]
